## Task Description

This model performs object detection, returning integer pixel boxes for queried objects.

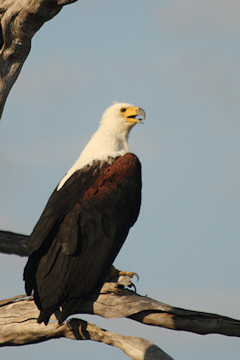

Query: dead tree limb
[0,0,77,119]
[1,283,240,359]
[0,230,29,256]
[1,228,240,360]
[1,229,240,340]
[0,294,174,360]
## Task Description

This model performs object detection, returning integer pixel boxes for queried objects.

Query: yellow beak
[125,107,146,124]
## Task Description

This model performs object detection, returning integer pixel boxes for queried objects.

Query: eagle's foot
[118,270,139,281]
[107,266,139,292]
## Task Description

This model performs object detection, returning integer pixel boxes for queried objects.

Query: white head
[57,102,145,190]
[83,102,145,159]
[99,102,146,137]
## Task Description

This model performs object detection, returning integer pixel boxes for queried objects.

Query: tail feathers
[37,305,59,325]
[23,253,38,296]
[25,281,33,297]
[36,298,85,325]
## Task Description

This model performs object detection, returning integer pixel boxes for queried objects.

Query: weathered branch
[0,0,77,119]
[72,282,240,337]
[1,285,240,358]
[0,230,29,256]
[0,294,173,360]
[1,229,240,338]
[1,229,240,359]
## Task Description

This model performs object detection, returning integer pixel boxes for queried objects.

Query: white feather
[57,102,138,190]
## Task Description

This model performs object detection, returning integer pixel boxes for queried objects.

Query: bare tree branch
[0,230,29,256]
[0,0,77,119]
[0,295,173,360]
[1,228,240,360]
[74,282,240,337]
[1,282,240,357]
[1,229,240,336]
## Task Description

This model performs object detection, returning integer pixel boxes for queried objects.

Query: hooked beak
[125,107,146,124]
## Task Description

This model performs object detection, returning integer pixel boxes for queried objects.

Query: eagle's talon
[106,266,140,283]
[131,272,139,282]
[117,275,137,292]
[118,270,139,282]
[128,282,137,292]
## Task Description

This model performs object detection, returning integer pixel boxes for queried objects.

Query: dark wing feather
[27,160,110,254]
[24,153,141,325]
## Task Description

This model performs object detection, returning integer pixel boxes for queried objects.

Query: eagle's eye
[120,108,126,113]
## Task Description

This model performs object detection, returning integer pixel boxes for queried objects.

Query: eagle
[23,102,145,325]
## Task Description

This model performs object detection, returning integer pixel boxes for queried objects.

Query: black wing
[23,153,141,324]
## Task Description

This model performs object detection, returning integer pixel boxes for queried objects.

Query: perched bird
[24,102,145,325]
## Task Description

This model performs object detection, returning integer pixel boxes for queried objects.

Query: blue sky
[1,1,240,359]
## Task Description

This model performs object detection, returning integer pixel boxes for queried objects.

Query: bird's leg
[118,269,139,281]
[106,266,139,291]
[107,265,139,281]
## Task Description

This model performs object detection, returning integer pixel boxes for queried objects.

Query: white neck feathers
[57,120,130,191]
[57,101,143,191]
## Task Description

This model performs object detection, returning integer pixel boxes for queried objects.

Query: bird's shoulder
[28,153,141,253]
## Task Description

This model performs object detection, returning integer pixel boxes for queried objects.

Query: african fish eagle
[23,102,145,325]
